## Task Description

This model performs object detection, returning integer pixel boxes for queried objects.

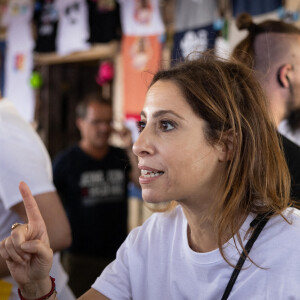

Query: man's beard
[285,82,300,131]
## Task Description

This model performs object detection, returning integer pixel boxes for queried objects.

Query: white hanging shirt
[55,0,90,56]
[1,0,35,122]
[175,0,218,31]
[118,0,165,36]
[1,0,34,50]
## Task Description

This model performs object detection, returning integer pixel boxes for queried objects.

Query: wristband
[18,276,56,300]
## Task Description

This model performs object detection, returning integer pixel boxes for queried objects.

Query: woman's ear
[218,130,235,162]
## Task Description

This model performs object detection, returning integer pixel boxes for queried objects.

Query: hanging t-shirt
[1,0,35,122]
[87,0,121,44]
[118,0,165,36]
[122,34,163,117]
[232,0,282,17]
[33,0,59,53]
[282,0,300,27]
[175,0,218,32]
[55,0,90,56]
[0,41,5,95]
[171,24,217,64]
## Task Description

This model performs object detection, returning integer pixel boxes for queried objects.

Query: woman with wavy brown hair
[1,53,300,300]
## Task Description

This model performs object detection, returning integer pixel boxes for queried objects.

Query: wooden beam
[34,42,119,65]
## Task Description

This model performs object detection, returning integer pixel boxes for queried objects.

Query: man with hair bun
[232,13,300,203]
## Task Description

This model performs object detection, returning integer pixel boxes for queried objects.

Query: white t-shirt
[1,0,34,50]
[0,100,73,300]
[1,0,35,122]
[93,205,300,299]
[175,0,218,31]
[118,0,165,36]
[55,0,90,56]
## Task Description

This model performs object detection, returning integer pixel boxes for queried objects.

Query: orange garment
[122,35,163,116]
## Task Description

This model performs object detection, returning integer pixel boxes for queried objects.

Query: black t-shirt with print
[33,0,58,53]
[87,0,121,44]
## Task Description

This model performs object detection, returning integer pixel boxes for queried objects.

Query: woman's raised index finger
[18,181,44,224]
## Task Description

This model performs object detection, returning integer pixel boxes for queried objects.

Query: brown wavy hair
[232,13,300,69]
[149,53,291,264]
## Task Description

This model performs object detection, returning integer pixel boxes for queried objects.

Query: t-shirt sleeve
[52,153,68,192]
[0,136,55,210]
[91,227,140,299]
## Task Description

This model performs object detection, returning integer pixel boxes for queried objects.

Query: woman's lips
[139,167,164,183]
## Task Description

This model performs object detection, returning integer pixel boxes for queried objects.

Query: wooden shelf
[34,41,119,65]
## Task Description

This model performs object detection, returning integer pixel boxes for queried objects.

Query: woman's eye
[160,120,175,131]
[136,121,146,133]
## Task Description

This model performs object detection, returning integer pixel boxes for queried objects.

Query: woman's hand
[0,182,53,296]
[114,125,133,150]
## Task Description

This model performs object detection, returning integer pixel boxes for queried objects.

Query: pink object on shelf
[95,61,114,86]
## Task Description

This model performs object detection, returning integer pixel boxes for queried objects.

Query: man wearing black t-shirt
[232,15,300,203]
[53,93,139,297]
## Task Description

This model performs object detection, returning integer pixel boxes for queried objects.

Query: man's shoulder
[109,145,127,154]
[280,133,300,151]
[53,145,81,166]
[279,133,300,160]
[57,144,81,157]
[107,146,129,161]
[266,208,300,249]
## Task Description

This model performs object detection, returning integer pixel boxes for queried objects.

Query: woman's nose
[133,129,154,157]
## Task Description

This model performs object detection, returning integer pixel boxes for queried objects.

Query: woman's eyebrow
[140,110,185,120]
